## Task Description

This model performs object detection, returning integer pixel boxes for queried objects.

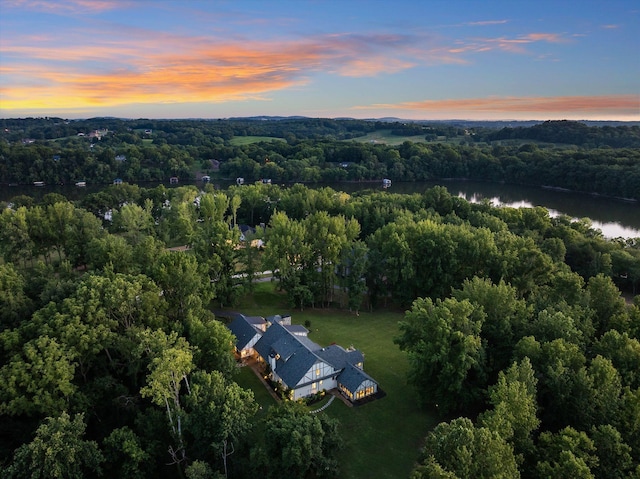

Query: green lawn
[350,130,429,146]
[350,129,472,146]
[223,282,438,479]
[233,366,276,420]
[229,136,286,146]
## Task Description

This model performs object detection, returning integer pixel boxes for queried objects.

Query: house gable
[228,314,263,356]
[338,363,378,401]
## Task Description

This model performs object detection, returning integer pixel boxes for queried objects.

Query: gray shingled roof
[338,363,376,392]
[254,321,290,360]
[254,320,377,392]
[284,324,309,335]
[275,347,319,387]
[245,315,266,327]
[316,344,364,370]
[228,314,262,350]
[271,336,300,362]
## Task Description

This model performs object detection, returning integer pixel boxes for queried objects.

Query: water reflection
[2,179,638,238]
[458,193,639,239]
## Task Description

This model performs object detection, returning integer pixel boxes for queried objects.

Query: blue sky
[0,0,638,120]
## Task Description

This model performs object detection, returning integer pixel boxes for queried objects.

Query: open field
[349,129,470,146]
[221,282,438,479]
[349,130,429,145]
[229,135,286,146]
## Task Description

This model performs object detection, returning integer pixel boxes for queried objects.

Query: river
[1,179,638,239]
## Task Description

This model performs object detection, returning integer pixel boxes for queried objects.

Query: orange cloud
[0,19,580,115]
[0,30,423,111]
[354,95,640,118]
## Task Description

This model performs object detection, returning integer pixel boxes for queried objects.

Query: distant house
[89,129,108,139]
[228,315,379,403]
[113,178,123,185]
[238,224,264,249]
[170,176,179,184]
[53,155,61,162]
[382,178,391,188]
[201,175,211,182]
[115,154,126,162]
[236,177,245,185]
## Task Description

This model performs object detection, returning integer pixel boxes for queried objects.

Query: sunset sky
[1,0,638,120]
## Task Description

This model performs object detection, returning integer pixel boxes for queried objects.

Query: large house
[228,314,378,403]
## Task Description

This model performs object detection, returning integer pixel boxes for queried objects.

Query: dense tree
[453,277,529,375]
[250,402,342,479]
[478,358,539,463]
[1,141,639,478]
[395,297,486,413]
[589,424,633,479]
[412,417,520,479]
[140,337,194,468]
[184,370,257,475]
[102,426,150,479]
[4,412,104,479]
[535,427,598,479]
[0,264,33,330]
[0,335,77,417]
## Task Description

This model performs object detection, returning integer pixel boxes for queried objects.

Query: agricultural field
[222,282,438,479]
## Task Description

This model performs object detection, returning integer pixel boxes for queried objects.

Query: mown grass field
[223,282,438,479]
[349,129,430,146]
[349,129,470,146]
[229,135,286,146]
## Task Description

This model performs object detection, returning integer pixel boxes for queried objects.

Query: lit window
[316,368,320,376]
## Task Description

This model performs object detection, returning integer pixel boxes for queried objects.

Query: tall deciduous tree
[0,263,33,330]
[5,412,104,479]
[478,358,540,464]
[453,277,529,375]
[0,335,77,416]
[185,370,257,475]
[339,239,369,314]
[535,427,598,479]
[263,211,313,308]
[412,417,520,479]
[395,297,486,412]
[250,402,342,479]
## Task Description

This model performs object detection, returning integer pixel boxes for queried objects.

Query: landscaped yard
[221,282,438,479]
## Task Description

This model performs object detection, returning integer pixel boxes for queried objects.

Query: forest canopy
[2,117,639,200]
[1,117,639,477]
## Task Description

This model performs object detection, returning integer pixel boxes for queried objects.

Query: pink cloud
[4,0,124,14]
[353,95,640,119]
[466,20,509,26]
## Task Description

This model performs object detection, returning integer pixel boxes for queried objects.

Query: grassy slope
[224,282,438,479]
